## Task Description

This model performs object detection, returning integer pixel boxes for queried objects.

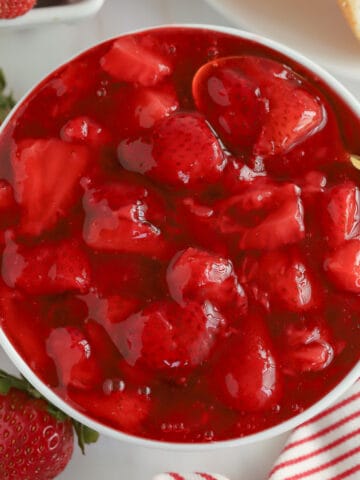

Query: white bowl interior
[0,23,359,451]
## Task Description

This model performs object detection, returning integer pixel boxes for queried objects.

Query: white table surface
[0,1,358,479]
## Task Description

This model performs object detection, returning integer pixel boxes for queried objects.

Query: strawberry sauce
[0,27,359,442]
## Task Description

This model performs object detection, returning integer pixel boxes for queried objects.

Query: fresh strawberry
[118,113,226,187]
[47,326,103,390]
[241,248,322,312]
[279,318,334,375]
[2,236,91,295]
[216,181,305,250]
[101,36,172,86]
[12,138,88,235]
[323,239,360,293]
[82,179,171,257]
[0,0,35,18]
[69,387,151,433]
[113,300,225,377]
[321,182,360,247]
[61,116,111,146]
[211,313,283,412]
[166,247,247,316]
[192,57,267,152]
[0,369,99,480]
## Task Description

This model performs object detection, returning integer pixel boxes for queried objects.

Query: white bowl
[0,0,105,28]
[0,24,359,451]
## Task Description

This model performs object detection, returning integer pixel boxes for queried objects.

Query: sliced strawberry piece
[193,58,267,152]
[212,313,283,412]
[100,36,172,86]
[69,388,151,432]
[112,300,225,377]
[2,236,91,295]
[82,179,171,258]
[46,326,103,390]
[128,85,179,129]
[279,318,334,375]
[254,86,324,157]
[12,138,88,236]
[240,248,322,312]
[118,113,226,187]
[193,56,325,157]
[166,247,247,316]
[60,116,111,146]
[321,182,360,248]
[324,239,360,293]
[216,182,305,250]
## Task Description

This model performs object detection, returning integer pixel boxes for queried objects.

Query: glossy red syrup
[0,27,359,443]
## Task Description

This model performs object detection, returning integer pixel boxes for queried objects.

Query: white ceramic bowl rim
[0,23,359,451]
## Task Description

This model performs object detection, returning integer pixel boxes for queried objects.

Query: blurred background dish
[205,0,360,80]
[0,0,105,28]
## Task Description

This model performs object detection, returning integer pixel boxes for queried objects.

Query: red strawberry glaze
[0,27,359,443]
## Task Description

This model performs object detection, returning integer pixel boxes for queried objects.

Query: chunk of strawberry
[112,300,225,377]
[100,36,172,86]
[279,318,334,375]
[118,113,226,187]
[321,182,360,248]
[2,236,91,295]
[254,86,325,157]
[80,290,141,337]
[12,138,88,236]
[193,58,267,152]
[46,326,103,390]
[193,55,325,157]
[324,239,360,293]
[61,116,111,146]
[82,179,171,258]
[166,247,247,316]
[240,248,322,312]
[212,313,283,412]
[216,182,305,250]
[69,388,151,433]
[128,86,179,129]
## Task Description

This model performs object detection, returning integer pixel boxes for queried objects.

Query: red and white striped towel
[155,380,360,480]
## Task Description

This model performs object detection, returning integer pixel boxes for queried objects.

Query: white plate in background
[205,0,360,80]
[0,0,105,28]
